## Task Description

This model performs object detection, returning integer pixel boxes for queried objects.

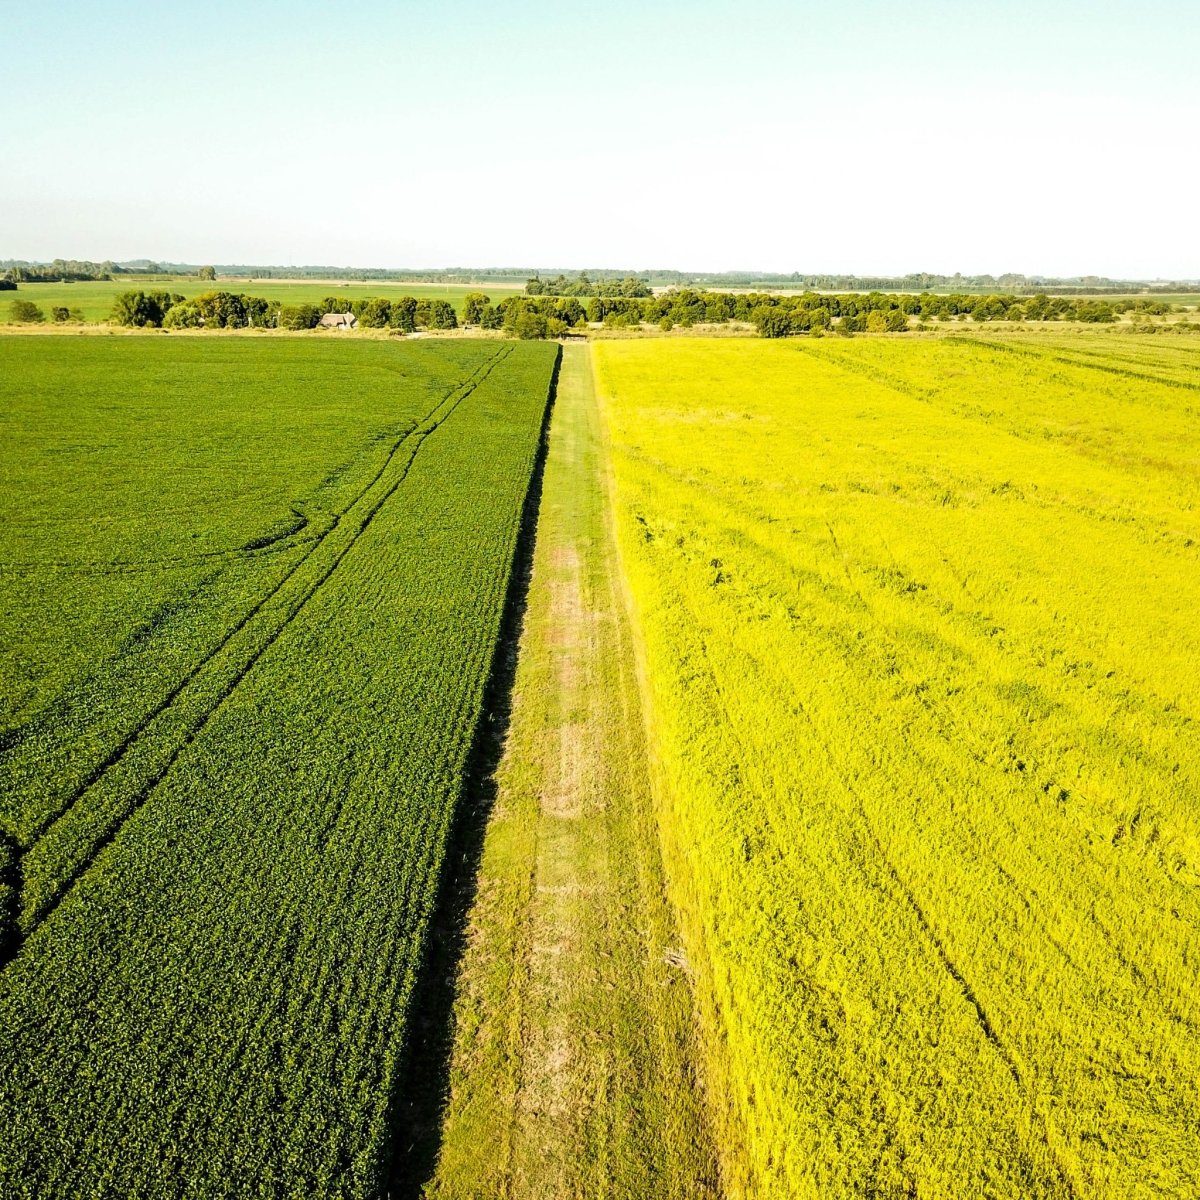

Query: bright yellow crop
[595,334,1200,1199]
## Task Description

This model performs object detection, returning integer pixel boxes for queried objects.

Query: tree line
[101,290,464,331]
[508,289,1176,336]
[8,287,1177,337]
[525,273,652,298]
[1,259,131,283]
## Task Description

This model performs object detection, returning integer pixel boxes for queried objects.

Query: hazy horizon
[6,256,1199,285]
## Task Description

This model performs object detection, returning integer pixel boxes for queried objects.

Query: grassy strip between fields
[422,343,719,1199]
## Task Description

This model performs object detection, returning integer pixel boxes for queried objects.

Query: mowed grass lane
[595,334,1200,1199]
[423,344,718,1199]
[0,336,558,1199]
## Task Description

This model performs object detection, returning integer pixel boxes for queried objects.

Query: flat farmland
[594,334,1200,1198]
[0,335,557,1197]
[0,279,525,324]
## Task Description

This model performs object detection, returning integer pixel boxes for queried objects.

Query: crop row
[0,339,559,1197]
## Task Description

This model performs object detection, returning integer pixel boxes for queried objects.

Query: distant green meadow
[0,278,526,324]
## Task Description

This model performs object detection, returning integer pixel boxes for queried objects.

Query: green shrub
[9,299,45,324]
[277,304,319,331]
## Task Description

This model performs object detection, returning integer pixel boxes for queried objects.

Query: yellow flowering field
[594,334,1200,1199]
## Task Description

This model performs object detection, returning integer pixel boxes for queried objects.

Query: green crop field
[0,335,558,1197]
[594,333,1200,1198]
[0,279,525,325]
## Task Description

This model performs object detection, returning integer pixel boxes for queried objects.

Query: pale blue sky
[4,1,1198,276]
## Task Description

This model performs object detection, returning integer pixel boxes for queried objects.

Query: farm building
[318,312,358,330]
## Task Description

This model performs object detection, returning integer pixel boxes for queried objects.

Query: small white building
[318,312,358,330]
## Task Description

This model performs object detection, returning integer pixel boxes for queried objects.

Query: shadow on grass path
[382,345,562,1200]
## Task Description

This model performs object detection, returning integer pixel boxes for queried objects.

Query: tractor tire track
[20,346,507,847]
[4,346,514,963]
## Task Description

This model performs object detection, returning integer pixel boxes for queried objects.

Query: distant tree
[358,297,392,328]
[0,278,16,291]
[752,306,792,338]
[9,299,45,323]
[388,297,418,332]
[110,290,182,327]
[705,296,734,323]
[461,291,490,325]
[163,303,203,329]
[884,309,909,332]
[197,265,217,281]
[479,304,502,331]
[512,309,549,339]
[554,297,586,327]
[427,299,457,330]
[971,295,1008,322]
[1075,300,1116,323]
[51,306,70,323]
[190,291,247,328]
[277,304,320,330]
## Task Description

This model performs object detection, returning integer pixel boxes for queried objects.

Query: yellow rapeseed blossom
[596,334,1200,1199]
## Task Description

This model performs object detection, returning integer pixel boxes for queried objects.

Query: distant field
[0,335,557,1197]
[0,278,525,324]
[596,333,1200,1197]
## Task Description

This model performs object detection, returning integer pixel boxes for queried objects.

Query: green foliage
[554,296,586,327]
[197,265,217,281]
[277,303,319,330]
[544,286,1151,338]
[0,337,559,1195]
[0,259,115,283]
[1075,300,1117,323]
[354,297,392,328]
[109,290,185,328]
[752,306,792,338]
[162,302,203,329]
[525,273,651,298]
[513,309,549,340]
[0,834,16,966]
[460,291,491,325]
[9,300,45,324]
[427,299,458,330]
[388,296,417,332]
